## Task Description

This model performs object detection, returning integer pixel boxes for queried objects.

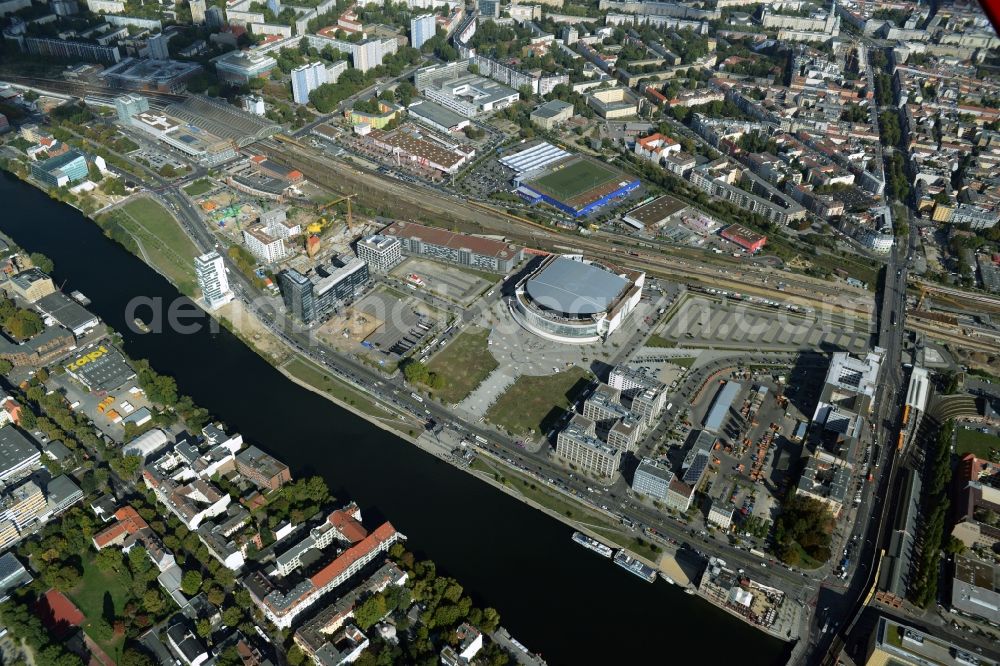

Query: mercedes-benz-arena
[511,254,645,344]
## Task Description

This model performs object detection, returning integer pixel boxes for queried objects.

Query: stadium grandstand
[499,141,571,175]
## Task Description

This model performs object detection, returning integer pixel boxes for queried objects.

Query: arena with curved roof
[510,254,644,344]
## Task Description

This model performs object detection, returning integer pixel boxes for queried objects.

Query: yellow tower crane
[311,194,356,234]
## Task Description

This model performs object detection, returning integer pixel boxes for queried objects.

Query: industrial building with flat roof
[34,292,99,337]
[702,381,742,433]
[63,344,136,392]
[406,100,470,134]
[381,221,522,273]
[367,128,473,175]
[530,99,574,130]
[720,224,767,253]
[512,254,643,344]
[622,195,687,231]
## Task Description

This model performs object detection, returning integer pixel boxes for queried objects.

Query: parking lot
[349,287,445,358]
[659,296,870,353]
[389,257,495,308]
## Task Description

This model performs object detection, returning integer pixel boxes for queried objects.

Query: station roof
[525,256,628,316]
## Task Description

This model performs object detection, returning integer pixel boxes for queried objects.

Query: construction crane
[313,194,356,233]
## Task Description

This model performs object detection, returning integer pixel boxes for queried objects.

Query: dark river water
[1,172,790,664]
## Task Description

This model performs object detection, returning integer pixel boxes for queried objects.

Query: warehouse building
[63,344,136,392]
[34,292,100,337]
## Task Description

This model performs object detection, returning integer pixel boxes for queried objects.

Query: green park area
[956,427,999,460]
[113,198,200,295]
[427,327,497,404]
[182,179,213,196]
[67,551,132,661]
[486,366,591,438]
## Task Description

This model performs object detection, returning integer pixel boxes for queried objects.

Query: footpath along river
[1,172,790,664]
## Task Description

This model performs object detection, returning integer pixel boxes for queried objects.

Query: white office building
[410,14,435,49]
[291,61,327,105]
[195,251,234,310]
[356,234,402,272]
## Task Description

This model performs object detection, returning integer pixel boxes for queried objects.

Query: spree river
[2,173,790,664]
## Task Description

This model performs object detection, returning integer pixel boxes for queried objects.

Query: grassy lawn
[647,335,674,348]
[486,366,591,437]
[66,551,131,661]
[115,198,200,295]
[284,356,388,421]
[183,179,213,196]
[427,327,497,404]
[956,428,999,459]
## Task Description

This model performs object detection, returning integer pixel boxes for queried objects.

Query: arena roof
[525,256,629,316]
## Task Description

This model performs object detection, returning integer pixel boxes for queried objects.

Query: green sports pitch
[525,157,624,205]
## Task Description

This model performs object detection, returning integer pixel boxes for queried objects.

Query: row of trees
[909,420,958,607]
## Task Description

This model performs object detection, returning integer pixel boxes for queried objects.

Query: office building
[0,426,40,485]
[422,73,519,118]
[29,150,89,188]
[478,0,500,17]
[632,458,693,512]
[213,51,276,84]
[865,614,996,666]
[195,251,234,310]
[555,414,621,479]
[410,14,436,49]
[290,61,326,105]
[189,0,206,23]
[278,257,369,324]
[235,445,291,491]
[0,553,32,601]
[148,33,170,60]
[950,553,1000,625]
[356,234,402,272]
[114,93,149,124]
[381,220,522,273]
[205,5,224,29]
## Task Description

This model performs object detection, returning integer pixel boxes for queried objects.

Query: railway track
[0,75,186,108]
[260,140,873,318]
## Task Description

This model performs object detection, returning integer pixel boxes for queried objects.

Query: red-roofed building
[634,133,679,164]
[0,395,21,426]
[328,507,368,544]
[248,521,403,628]
[720,224,767,253]
[92,506,149,550]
